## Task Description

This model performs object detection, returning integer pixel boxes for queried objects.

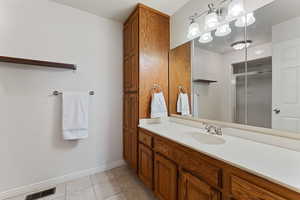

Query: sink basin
[189,132,226,145]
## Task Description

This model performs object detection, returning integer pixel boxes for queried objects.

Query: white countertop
[139,118,300,193]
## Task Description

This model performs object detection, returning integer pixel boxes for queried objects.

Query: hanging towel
[177,93,190,116]
[62,92,89,140]
[151,92,168,118]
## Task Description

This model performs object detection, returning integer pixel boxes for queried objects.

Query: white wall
[170,0,274,49]
[192,47,225,121]
[273,16,300,44]
[0,0,123,197]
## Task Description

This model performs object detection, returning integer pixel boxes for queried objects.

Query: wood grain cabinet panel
[154,154,177,200]
[154,138,222,187]
[139,130,153,148]
[169,42,191,115]
[131,14,139,54]
[123,93,138,171]
[231,175,287,200]
[123,4,170,176]
[179,171,220,200]
[123,24,131,58]
[123,129,131,163]
[124,54,138,92]
[138,144,153,189]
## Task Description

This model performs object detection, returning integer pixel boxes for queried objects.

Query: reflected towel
[62,92,89,140]
[151,92,168,118]
[177,93,190,116]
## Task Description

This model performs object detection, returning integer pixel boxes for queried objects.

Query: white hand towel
[177,93,190,116]
[62,92,89,140]
[151,92,168,118]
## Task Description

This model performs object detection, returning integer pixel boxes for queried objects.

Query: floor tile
[66,176,92,194]
[5,165,156,200]
[66,188,96,200]
[110,165,132,179]
[90,171,115,185]
[104,193,125,200]
[118,174,143,191]
[93,180,122,200]
[123,188,156,200]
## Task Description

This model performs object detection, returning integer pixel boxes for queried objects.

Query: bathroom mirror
[170,0,300,135]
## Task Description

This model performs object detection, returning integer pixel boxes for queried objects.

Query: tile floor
[6,165,156,200]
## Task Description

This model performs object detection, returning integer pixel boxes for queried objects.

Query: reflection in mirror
[246,0,300,133]
[191,18,246,124]
[170,0,300,135]
[186,0,300,134]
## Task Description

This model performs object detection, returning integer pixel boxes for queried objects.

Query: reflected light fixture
[231,40,252,50]
[228,0,245,18]
[205,4,219,29]
[235,12,256,27]
[199,32,213,43]
[187,19,201,39]
[215,23,231,37]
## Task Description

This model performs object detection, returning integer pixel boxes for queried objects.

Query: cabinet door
[139,144,153,189]
[123,93,138,171]
[231,176,287,200]
[154,154,177,200]
[179,171,220,200]
[124,23,131,58]
[123,129,131,163]
[131,14,139,53]
[124,54,138,92]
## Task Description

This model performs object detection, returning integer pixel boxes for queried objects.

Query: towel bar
[53,91,95,96]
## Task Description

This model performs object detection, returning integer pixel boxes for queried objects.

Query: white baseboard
[0,160,125,200]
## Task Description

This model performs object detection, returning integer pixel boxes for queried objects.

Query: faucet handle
[215,127,223,136]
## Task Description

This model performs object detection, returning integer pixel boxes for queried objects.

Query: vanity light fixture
[215,23,232,37]
[231,40,252,50]
[187,19,201,39]
[235,12,256,27]
[205,4,219,29]
[199,32,213,43]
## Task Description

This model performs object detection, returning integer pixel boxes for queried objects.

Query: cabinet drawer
[231,175,287,200]
[139,130,153,148]
[154,138,222,187]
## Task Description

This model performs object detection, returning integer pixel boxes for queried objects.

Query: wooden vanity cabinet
[137,128,300,200]
[123,93,138,170]
[230,176,287,200]
[123,4,169,172]
[179,171,220,200]
[138,143,153,189]
[154,154,178,200]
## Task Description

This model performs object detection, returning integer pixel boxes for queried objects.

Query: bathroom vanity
[123,1,300,200]
[137,118,300,200]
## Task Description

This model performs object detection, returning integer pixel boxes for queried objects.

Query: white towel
[62,92,89,140]
[177,93,190,116]
[151,92,168,118]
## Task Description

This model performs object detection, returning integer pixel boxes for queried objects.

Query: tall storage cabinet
[123,4,170,171]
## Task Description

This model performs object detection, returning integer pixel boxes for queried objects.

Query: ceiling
[51,0,190,22]
[195,0,300,54]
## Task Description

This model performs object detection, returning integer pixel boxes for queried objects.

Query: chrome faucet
[204,124,223,136]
